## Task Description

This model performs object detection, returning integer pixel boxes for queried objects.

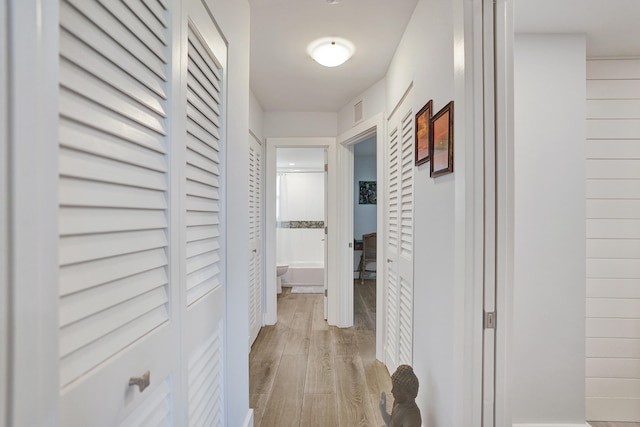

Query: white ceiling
[249,0,419,112]
[250,0,640,113]
[515,0,640,58]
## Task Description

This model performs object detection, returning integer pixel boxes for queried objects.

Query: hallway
[249,280,391,427]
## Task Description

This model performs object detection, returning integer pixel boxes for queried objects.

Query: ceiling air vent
[354,100,363,123]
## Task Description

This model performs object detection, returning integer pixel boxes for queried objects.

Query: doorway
[275,147,327,297]
[352,137,378,331]
[264,138,337,326]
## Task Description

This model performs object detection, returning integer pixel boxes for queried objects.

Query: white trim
[495,1,515,427]
[265,137,337,325]
[242,408,254,427]
[336,113,385,342]
[451,0,485,426]
[8,0,59,425]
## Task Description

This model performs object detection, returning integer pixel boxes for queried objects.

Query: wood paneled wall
[586,59,640,422]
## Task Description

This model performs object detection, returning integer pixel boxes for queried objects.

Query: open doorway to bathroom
[275,147,327,309]
[352,137,377,330]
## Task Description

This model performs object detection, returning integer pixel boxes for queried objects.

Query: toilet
[276,264,288,294]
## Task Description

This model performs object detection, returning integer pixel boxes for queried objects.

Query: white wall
[384,0,458,425]
[276,171,325,267]
[338,78,386,134]
[250,90,265,141]
[585,58,640,422]
[264,111,338,137]
[207,1,252,425]
[513,34,586,424]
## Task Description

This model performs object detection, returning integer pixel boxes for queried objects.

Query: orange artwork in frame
[414,100,432,166]
[430,101,454,177]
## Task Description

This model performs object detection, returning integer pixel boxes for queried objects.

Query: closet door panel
[58,1,178,425]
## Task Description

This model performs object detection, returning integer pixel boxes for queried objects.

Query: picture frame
[414,100,433,165]
[358,181,377,204]
[430,101,454,177]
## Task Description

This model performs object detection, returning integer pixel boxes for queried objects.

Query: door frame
[264,137,337,325]
[6,0,60,425]
[336,113,385,351]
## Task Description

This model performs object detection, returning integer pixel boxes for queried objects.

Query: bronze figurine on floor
[379,364,422,427]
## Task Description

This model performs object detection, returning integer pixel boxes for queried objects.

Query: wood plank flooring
[250,279,391,427]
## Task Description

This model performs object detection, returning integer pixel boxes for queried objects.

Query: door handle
[129,371,151,393]
[387,258,392,263]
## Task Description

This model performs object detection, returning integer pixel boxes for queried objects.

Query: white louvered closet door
[58,1,177,426]
[183,1,227,426]
[397,110,415,366]
[384,99,415,374]
[248,135,263,346]
[385,124,401,372]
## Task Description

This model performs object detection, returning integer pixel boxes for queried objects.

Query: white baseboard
[513,423,590,427]
[242,408,254,427]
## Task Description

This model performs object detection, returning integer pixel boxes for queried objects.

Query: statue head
[390,364,419,404]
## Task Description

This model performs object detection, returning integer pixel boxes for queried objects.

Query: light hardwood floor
[250,279,391,427]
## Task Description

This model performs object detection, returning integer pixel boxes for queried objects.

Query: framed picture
[415,100,433,165]
[359,181,376,204]
[430,101,454,177]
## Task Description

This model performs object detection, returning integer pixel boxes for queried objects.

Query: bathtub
[280,266,324,294]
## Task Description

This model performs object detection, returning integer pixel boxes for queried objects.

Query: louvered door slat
[60,268,167,327]
[59,177,167,210]
[185,20,224,306]
[67,0,167,79]
[60,61,166,135]
[188,35,221,89]
[400,112,414,256]
[187,57,220,108]
[60,89,166,151]
[187,146,220,175]
[187,120,221,149]
[118,379,173,427]
[60,2,166,98]
[388,127,400,252]
[188,325,224,427]
[59,207,166,235]
[187,134,220,163]
[187,180,221,201]
[187,73,220,116]
[60,148,166,191]
[60,31,166,116]
[60,306,169,386]
[60,120,166,172]
[143,0,169,29]
[187,83,220,123]
[186,163,220,187]
[59,287,168,357]
[96,0,167,62]
[121,0,168,45]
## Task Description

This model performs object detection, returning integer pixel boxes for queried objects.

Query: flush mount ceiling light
[307,37,355,67]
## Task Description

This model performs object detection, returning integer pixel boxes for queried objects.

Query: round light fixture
[307,37,355,67]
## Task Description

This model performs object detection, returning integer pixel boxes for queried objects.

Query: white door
[182,1,227,425]
[384,97,415,373]
[58,0,178,424]
[58,0,228,425]
[249,134,264,345]
[324,150,329,319]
